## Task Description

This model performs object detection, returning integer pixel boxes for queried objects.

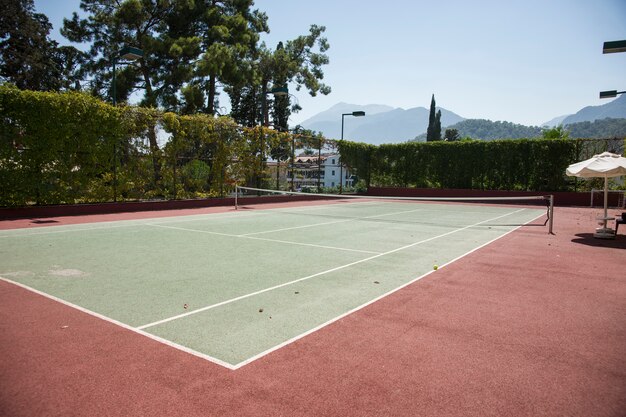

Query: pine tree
[0,0,83,91]
[227,25,331,130]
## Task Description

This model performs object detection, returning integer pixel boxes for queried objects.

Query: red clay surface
[1,204,625,417]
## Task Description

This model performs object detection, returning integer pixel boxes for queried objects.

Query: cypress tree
[426,94,442,141]
[434,109,442,141]
[426,94,437,141]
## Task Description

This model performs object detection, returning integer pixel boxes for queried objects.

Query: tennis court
[0,193,549,369]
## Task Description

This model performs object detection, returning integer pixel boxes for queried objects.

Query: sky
[35,0,626,127]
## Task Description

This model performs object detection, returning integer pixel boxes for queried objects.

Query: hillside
[567,117,626,138]
[413,117,626,141]
[413,119,543,141]
[562,94,626,124]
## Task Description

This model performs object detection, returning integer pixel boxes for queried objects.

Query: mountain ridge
[299,95,626,144]
[301,103,464,144]
[562,94,626,125]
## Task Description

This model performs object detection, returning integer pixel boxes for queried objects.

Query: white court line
[0,198,449,239]
[1,207,542,370]
[0,276,237,370]
[146,223,379,255]
[137,208,527,331]
[0,209,265,238]
[239,218,353,236]
[0,222,146,238]
[238,205,436,237]
[151,199,380,226]
[241,235,381,255]
[231,209,545,369]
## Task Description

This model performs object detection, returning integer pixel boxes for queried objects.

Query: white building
[287,153,353,190]
[321,154,353,189]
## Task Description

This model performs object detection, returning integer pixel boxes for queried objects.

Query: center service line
[137,208,526,330]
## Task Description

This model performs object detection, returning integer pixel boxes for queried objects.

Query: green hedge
[0,85,288,207]
[1,85,129,205]
[2,85,623,207]
[339,138,624,192]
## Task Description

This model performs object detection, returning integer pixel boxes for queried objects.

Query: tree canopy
[56,0,329,130]
[0,0,84,91]
[1,0,330,134]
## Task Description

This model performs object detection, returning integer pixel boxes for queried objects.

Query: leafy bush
[0,86,290,207]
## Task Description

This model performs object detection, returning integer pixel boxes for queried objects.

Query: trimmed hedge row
[2,85,623,207]
[0,85,288,207]
[339,138,625,192]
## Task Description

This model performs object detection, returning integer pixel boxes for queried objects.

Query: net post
[235,185,238,210]
[548,195,554,234]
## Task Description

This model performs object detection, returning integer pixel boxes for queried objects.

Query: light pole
[339,111,365,193]
[112,46,143,105]
[318,134,322,193]
[289,125,303,192]
[112,46,143,202]
[258,86,289,191]
[261,86,288,127]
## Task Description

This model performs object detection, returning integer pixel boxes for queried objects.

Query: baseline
[0,276,237,370]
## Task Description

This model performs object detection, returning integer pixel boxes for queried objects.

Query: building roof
[294,153,338,164]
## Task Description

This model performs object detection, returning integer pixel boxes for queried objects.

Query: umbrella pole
[603,175,608,230]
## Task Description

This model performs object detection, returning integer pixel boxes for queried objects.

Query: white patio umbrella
[566,151,626,238]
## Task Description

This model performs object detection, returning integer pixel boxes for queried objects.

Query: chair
[616,213,626,234]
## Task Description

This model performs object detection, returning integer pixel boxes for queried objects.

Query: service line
[137,208,527,331]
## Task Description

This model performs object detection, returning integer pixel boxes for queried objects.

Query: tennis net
[235,186,554,234]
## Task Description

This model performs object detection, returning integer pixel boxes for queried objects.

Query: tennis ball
[433,265,438,270]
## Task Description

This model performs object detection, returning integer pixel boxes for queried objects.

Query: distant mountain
[300,103,465,144]
[414,119,543,141]
[562,94,626,125]
[300,96,626,145]
[301,102,394,127]
[542,114,570,127]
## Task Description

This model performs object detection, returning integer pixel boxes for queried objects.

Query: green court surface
[0,200,546,368]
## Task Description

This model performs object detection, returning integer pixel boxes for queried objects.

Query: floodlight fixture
[270,86,289,97]
[602,40,626,54]
[599,90,625,99]
[119,46,144,61]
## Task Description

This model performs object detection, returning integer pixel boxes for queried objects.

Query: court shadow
[31,219,59,224]
[571,233,626,249]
